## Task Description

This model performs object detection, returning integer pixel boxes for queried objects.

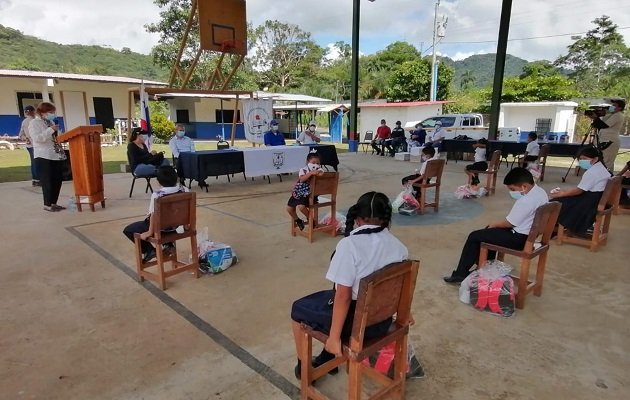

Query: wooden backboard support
[168,0,247,90]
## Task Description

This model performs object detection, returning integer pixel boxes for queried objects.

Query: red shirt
[376,125,391,139]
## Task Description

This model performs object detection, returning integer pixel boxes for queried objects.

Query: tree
[519,60,559,78]
[500,74,579,103]
[250,20,324,89]
[555,15,630,95]
[460,70,475,90]
[385,60,453,101]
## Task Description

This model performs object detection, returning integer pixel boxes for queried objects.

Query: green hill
[0,24,168,81]
[443,54,530,89]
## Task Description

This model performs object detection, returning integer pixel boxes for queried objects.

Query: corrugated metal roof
[500,101,578,107]
[157,91,332,103]
[0,69,166,85]
[358,101,449,107]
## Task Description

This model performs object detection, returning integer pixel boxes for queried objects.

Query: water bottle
[67,197,77,212]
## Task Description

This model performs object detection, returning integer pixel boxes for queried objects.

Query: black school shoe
[294,352,339,381]
[142,248,156,263]
[443,274,465,284]
[295,219,305,231]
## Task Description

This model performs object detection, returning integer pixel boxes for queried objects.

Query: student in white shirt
[296,120,321,145]
[464,138,488,185]
[550,146,611,235]
[519,132,540,167]
[122,165,188,263]
[291,192,408,380]
[444,168,548,283]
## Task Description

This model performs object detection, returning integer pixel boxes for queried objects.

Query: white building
[358,101,447,141]
[0,69,166,135]
[499,101,579,142]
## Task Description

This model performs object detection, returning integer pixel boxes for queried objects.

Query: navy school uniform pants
[451,227,528,278]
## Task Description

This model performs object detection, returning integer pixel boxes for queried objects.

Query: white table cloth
[238,145,309,177]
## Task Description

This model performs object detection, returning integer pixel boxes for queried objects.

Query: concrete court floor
[0,152,628,400]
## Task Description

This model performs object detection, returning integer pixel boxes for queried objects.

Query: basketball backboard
[198,0,247,55]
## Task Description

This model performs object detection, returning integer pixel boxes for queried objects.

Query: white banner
[242,98,273,144]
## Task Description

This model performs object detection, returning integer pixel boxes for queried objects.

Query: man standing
[371,119,391,156]
[599,99,625,171]
[19,105,39,186]
[297,120,321,145]
[385,120,407,156]
[169,123,204,187]
[264,119,286,146]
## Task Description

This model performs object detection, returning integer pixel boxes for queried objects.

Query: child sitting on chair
[519,132,540,167]
[617,160,630,206]
[444,167,548,284]
[290,192,408,381]
[401,146,438,199]
[287,153,324,231]
[464,138,488,185]
[123,165,188,263]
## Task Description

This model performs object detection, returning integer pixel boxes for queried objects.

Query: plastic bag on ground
[527,163,541,182]
[454,184,486,199]
[318,211,346,234]
[361,342,425,379]
[196,227,238,274]
[466,261,516,317]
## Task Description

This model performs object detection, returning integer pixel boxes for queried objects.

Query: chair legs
[516,258,531,309]
[129,176,154,198]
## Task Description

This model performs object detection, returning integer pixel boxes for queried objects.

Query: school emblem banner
[242,99,273,144]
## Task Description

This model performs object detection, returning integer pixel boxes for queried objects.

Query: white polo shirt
[526,141,540,156]
[148,185,189,215]
[474,147,486,162]
[419,153,439,175]
[578,162,609,192]
[297,130,320,144]
[506,184,549,235]
[326,225,408,300]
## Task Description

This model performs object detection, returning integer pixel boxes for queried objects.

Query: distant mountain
[0,24,168,81]
[442,54,531,89]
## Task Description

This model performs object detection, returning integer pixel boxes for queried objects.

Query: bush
[150,113,175,142]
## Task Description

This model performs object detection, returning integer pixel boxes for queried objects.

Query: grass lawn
[0,140,350,183]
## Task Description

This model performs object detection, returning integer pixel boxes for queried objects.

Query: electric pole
[429,0,440,102]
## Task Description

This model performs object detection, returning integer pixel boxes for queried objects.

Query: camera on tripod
[583,105,608,118]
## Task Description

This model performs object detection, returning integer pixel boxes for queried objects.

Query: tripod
[561,126,601,183]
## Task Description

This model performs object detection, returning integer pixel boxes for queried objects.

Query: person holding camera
[127,127,170,177]
[598,99,625,171]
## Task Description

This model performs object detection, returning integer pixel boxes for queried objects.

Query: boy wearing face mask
[444,168,548,284]
[550,147,611,235]
[287,153,324,230]
[264,119,286,146]
[297,121,321,145]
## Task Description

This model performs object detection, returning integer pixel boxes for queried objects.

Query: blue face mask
[608,105,616,113]
[46,113,57,121]
[509,191,523,200]
[140,134,148,142]
[176,130,185,138]
[578,159,592,170]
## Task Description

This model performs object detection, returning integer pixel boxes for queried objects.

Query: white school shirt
[148,185,189,215]
[297,130,321,145]
[326,225,409,300]
[525,141,540,156]
[418,153,439,175]
[169,135,195,157]
[506,184,549,235]
[474,147,486,162]
[577,162,609,192]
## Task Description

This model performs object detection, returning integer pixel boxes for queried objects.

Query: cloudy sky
[0,0,628,62]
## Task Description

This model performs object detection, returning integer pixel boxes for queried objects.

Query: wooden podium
[57,125,105,212]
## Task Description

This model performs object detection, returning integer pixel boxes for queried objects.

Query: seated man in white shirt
[296,120,321,145]
[169,124,205,187]
[444,167,548,283]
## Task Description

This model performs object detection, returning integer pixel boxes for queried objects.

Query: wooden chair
[478,202,561,309]
[360,131,374,154]
[127,152,155,198]
[520,144,550,181]
[291,172,339,243]
[298,260,420,400]
[556,176,622,252]
[612,180,630,215]
[468,150,501,196]
[411,159,445,215]
[134,192,200,290]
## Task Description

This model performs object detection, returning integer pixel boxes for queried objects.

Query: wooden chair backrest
[349,260,419,351]
[598,176,622,211]
[310,172,339,200]
[421,159,445,184]
[153,192,196,239]
[523,202,562,252]
[487,150,501,172]
[363,131,374,141]
[537,144,550,161]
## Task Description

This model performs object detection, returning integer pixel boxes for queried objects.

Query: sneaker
[142,248,156,263]
[295,219,305,231]
[32,180,41,187]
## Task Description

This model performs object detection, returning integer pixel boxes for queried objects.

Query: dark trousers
[371,140,386,155]
[123,219,153,254]
[35,157,64,206]
[451,228,528,278]
[26,147,38,180]
[620,177,630,204]
[385,138,407,155]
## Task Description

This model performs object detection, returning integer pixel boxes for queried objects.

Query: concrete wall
[0,76,141,134]
[166,97,246,140]
[499,104,577,141]
[358,104,443,141]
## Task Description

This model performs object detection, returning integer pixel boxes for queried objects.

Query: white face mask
[307,162,321,171]
[271,125,279,131]
[309,126,316,132]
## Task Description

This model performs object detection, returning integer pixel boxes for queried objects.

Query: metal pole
[349,0,361,150]
[488,0,513,140]
[429,0,440,102]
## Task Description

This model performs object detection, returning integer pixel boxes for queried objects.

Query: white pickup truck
[406,114,489,140]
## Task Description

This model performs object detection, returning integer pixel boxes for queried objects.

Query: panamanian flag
[140,80,152,150]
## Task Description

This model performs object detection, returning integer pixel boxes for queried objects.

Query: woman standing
[29,102,66,212]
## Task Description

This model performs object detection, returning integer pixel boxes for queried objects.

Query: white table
[238,145,309,178]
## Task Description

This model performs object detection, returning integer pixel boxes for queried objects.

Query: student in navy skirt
[550,147,611,235]
[286,153,324,230]
[290,192,408,380]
